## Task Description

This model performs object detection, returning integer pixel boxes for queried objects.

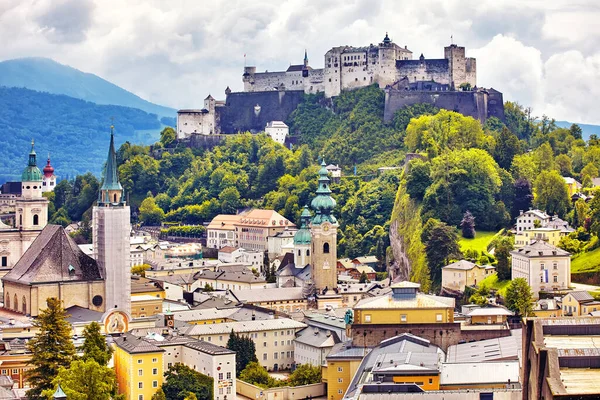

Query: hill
[555,120,600,140]
[0,58,176,119]
[0,87,164,182]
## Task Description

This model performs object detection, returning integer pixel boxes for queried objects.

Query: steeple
[294,206,312,245]
[22,139,43,182]
[98,126,124,205]
[304,49,309,67]
[382,32,392,46]
[310,159,337,225]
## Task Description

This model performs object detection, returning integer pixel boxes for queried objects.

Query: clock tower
[310,160,341,308]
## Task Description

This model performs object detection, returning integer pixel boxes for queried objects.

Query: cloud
[1,0,600,123]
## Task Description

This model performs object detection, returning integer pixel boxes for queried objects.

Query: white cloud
[1,0,600,123]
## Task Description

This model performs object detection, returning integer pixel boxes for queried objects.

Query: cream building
[0,142,49,274]
[441,260,495,292]
[514,227,565,248]
[265,121,289,145]
[185,318,306,371]
[511,240,571,299]
[294,326,340,367]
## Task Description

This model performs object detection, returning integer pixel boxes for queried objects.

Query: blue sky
[1,0,599,123]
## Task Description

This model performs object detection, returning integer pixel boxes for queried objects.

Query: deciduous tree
[505,278,534,317]
[162,363,213,400]
[533,170,570,217]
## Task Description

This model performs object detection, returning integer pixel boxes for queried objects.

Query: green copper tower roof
[21,140,43,182]
[310,159,337,225]
[101,127,123,192]
[53,384,67,399]
[294,206,312,245]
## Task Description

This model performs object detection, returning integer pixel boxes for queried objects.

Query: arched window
[33,214,39,226]
[306,249,310,256]
[113,193,117,203]
[13,295,17,312]
[297,250,301,256]
[22,296,26,314]
[323,242,330,254]
[19,215,22,226]
[5,293,9,309]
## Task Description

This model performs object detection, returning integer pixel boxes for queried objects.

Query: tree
[493,236,514,281]
[570,124,583,140]
[405,159,431,200]
[421,219,462,287]
[533,170,570,217]
[131,264,151,277]
[219,186,241,214]
[139,196,165,226]
[493,127,521,170]
[288,364,322,386]
[359,271,369,283]
[505,278,534,317]
[227,331,257,376]
[161,363,213,400]
[160,127,177,147]
[80,322,113,366]
[152,389,167,400]
[460,211,476,239]
[239,362,274,388]
[469,285,490,306]
[512,178,534,218]
[555,154,574,177]
[26,298,76,399]
[41,359,122,400]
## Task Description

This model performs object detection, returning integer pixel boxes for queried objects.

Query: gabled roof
[114,333,164,354]
[352,256,379,264]
[218,246,239,254]
[3,225,103,285]
[443,260,480,271]
[510,240,570,258]
[566,291,595,303]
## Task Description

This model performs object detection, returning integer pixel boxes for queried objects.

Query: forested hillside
[0,87,165,181]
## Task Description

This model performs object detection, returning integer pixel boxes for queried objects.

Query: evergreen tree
[26,297,76,399]
[359,271,368,283]
[421,219,462,288]
[460,211,476,239]
[80,321,113,366]
[512,178,534,219]
[227,330,258,376]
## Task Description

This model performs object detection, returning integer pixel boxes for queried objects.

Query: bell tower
[93,126,131,315]
[16,140,48,231]
[310,160,342,309]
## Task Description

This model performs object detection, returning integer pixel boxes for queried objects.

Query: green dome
[310,159,337,224]
[294,206,312,245]
[22,141,43,182]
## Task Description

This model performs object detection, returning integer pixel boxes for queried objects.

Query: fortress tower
[310,160,342,309]
[93,127,131,315]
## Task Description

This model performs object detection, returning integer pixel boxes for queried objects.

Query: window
[263,342,267,347]
[0,370,5,375]
[541,263,545,270]
[1,257,6,267]
[323,242,330,254]
[338,367,343,372]
[153,381,158,388]
[139,396,143,400]
[401,314,407,322]
[338,390,343,394]
[338,378,343,383]
[429,378,433,384]
[137,360,143,364]
[275,341,278,346]
[33,214,39,226]
[227,387,232,394]
[227,372,232,379]
[436,314,443,322]
[152,358,157,363]
[263,353,267,360]
[12,369,18,375]
[218,373,223,380]
[540,276,544,283]
[138,369,143,376]
[274,353,278,359]
[554,275,558,283]
[138,382,143,389]
[219,388,224,395]
[167,362,172,368]
[553,262,558,270]
[274,332,277,336]
[152,368,158,375]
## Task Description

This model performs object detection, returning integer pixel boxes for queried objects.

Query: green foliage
[421,218,462,288]
[493,236,514,281]
[227,330,258,376]
[160,225,205,237]
[139,196,165,225]
[239,362,279,388]
[533,170,570,217]
[493,127,522,170]
[131,264,152,277]
[505,278,534,317]
[405,159,431,200]
[239,362,321,389]
[359,271,369,283]
[26,298,76,399]
[161,363,213,400]
[469,284,490,306]
[392,103,439,133]
[0,87,162,181]
[160,127,177,147]
[288,364,322,386]
[80,322,113,366]
[504,101,536,141]
[152,389,167,400]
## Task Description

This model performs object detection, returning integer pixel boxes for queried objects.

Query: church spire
[304,49,308,67]
[99,126,124,205]
[310,159,337,225]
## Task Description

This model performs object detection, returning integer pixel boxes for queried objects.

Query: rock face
[388,219,411,282]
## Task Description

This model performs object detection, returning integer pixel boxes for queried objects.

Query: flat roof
[544,335,600,349]
[446,329,522,363]
[186,318,306,336]
[559,368,600,394]
[440,361,520,385]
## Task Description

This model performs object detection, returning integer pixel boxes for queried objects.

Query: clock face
[323,223,330,232]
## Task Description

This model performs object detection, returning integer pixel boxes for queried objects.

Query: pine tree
[80,321,113,366]
[359,271,368,283]
[26,297,76,399]
[227,330,257,376]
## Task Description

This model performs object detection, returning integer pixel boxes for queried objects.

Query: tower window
[22,296,26,314]
[33,215,39,226]
[1,257,6,267]
[306,250,310,256]
[13,295,17,312]
[19,215,22,226]
[297,250,301,256]
[323,243,330,254]
[113,193,117,203]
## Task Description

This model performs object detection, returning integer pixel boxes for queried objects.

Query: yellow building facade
[323,358,363,400]
[114,335,165,400]
[514,228,563,248]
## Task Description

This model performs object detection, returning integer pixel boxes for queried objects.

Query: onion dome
[43,155,55,177]
[294,206,312,245]
[21,140,43,182]
[310,159,337,225]
[383,32,391,45]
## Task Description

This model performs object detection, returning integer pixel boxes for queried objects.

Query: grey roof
[306,313,347,330]
[295,327,340,348]
[184,340,236,355]
[396,58,448,69]
[446,329,522,363]
[567,291,595,303]
[327,341,368,360]
[186,318,306,336]
[232,287,305,303]
[443,260,480,271]
[337,283,381,294]
[510,240,570,258]
[65,306,103,324]
[3,225,103,285]
[194,268,266,284]
[114,333,165,354]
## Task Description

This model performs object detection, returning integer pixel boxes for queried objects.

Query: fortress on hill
[176,34,504,140]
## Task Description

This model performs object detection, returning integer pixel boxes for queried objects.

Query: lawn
[479,273,511,298]
[571,246,600,274]
[459,230,501,254]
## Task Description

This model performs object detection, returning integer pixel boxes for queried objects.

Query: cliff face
[388,175,431,291]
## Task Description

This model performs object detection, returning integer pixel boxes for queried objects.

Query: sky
[1,0,599,124]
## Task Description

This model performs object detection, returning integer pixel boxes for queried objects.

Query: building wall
[207,228,236,249]
[310,222,338,292]
[511,254,571,298]
[514,229,563,248]
[236,380,325,400]
[442,267,492,292]
[294,341,331,367]
[354,306,454,325]
[177,110,216,139]
[114,347,164,400]
[15,197,48,232]
[470,314,508,324]
[391,374,440,390]
[131,298,163,319]
[265,125,289,145]
[0,353,31,388]
[324,359,363,400]
[0,230,41,273]
[516,212,549,232]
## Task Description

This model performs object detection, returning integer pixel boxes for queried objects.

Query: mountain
[0,87,164,182]
[555,120,600,140]
[0,57,176,119]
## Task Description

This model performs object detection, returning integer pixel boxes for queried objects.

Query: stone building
[264,121,289,145]
[243,34,476,98]
[0,142,48,274]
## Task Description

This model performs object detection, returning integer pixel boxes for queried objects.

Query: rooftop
[231,287,305,303]
[446,329,522,363]
[440,361,520,386]
[114,333,164,354]
[354,290,454,310]
[443,260,481,271]
[295,327,339,349]
[510,240,570,258]
[186,318,306,336]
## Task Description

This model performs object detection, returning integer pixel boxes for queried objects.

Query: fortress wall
[396,61,450,85]
[384,90,493,123]
[487,90,506,120]
[341,65,375,91]
[217,90,306,134]
[248,69,326,93]
[177,111,214,138]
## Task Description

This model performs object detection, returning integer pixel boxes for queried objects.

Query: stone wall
[218,90,306,134]
[350,323,511,352]
[383,89,505,124]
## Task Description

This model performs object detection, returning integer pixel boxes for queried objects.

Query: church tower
[310,160,341,308]
[93,127,131,315]
[16,141,48,231]
[41,155,56,193]
[293,206,312,268]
